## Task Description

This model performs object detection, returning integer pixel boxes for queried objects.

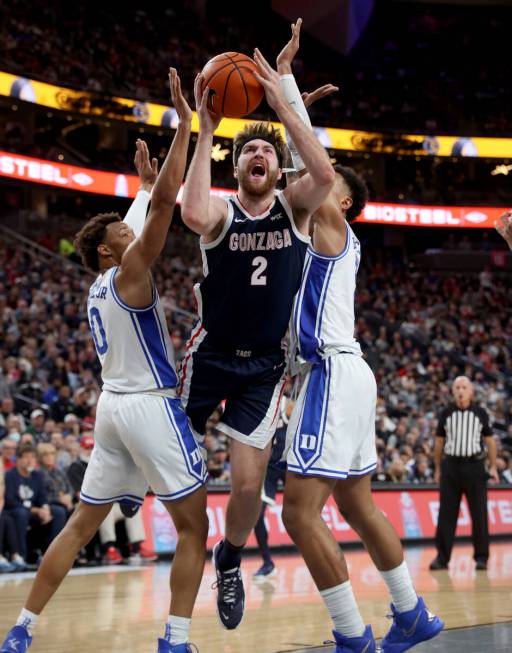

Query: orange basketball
[201,52,264,118]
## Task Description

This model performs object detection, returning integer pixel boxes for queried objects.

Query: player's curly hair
[74,212,122,272]
[233,122,287,168]
[334,165,369,223]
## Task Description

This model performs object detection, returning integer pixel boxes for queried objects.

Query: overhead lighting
[211,143,230,162]
[491,164,512,176]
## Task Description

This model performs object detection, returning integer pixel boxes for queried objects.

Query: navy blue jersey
[195,191,309,352]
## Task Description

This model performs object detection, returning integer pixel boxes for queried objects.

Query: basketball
[201,52,264,118]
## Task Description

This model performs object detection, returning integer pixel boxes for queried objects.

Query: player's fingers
[174,71,182,97]
[140,140,149,162]
[253,70,268,88]
[200,85,211,111]
[151,158,158,174]
[320,84,339,94]
[194,73,203,105]
[253,54,269,79]
[254,48,273,74]
[293,17,302,39]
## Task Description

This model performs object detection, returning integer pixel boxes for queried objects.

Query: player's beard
[237,166,279,197]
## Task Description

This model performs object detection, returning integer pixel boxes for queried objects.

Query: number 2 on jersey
[251,256,267,286]
[89,306,108,354]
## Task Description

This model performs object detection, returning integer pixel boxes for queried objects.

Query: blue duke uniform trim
[287,223,377,479]
[292,358,332,470]
[82,267,206,504]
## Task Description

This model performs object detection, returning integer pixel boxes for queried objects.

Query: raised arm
[253,48,335,217]
[495,210,512,251]
[122,140,159,237]
[181,74,228,240]
[118,69,191,282]
[276,19,337,181]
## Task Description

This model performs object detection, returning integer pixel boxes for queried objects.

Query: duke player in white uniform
[1,70,206,653]
[277,21,443,653]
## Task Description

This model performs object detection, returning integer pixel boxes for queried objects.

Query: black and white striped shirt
[437,403,492,457]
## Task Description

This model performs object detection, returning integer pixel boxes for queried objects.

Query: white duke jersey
[87,266,178,393]
[292,222,362,364]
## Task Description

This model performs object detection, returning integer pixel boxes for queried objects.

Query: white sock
[380,560,418,613]
[164,615,191,645]
[16,608,39,636]
[320,581,366,638]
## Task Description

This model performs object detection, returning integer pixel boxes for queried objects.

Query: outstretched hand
[194,73,222,135]
[495,210,512,249]
[301,84,339,109]
[134,139,158,191]
[276,17,302,74]
[253,48,286,112]
[169,67,192,124]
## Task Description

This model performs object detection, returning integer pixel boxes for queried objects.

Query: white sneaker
[10,554,27,571]
[0,555,14,573]
[128,553,142,566]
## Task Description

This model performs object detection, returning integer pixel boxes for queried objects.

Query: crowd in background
[1,217,511,570]
[1,0,511,569]
[0,0,510,135]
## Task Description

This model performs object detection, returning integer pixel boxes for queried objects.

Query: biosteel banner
[141,488,512,553]
[2,70,512,158]
[0,151,234,201]
[359,202,508,229]
[0,150,507,228]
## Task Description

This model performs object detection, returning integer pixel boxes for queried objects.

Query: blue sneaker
[157,640,198,652]
[381,596,444,652]
[253,561,276,578]
[329,625,377,652]
[212,541,245,630]
[0,625,32,652]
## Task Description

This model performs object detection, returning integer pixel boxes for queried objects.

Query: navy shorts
[179,336,286,449]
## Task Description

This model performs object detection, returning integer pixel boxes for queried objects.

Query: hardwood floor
[0,542,511,652]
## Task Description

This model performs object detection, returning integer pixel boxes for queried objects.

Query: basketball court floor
[0,542,511,652]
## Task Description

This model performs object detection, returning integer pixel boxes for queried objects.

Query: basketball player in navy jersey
[1,70,206,653]
[180,49,335,628]
[277,21,443,653]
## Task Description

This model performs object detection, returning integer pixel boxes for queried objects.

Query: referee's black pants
[435,457,489,564]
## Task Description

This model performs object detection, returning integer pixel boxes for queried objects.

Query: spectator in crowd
[206,446,231,483]
[59,435,80,470]
[65,433,100,564]
[50,386,75,423]
[1,439,18,471]
[496,454,511,483]
[0,396,26,437]
[0,457,27,572]
[67,434,93,502]
[387,459,409,483]
[37,443,74,521]
[4,443,65,563]
[407,454,433,484]
[26,409,47,444]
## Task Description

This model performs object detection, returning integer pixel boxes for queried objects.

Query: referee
[430,376,498,571]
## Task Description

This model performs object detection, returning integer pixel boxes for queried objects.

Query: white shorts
[81,391,207,506]
[285,354,377,480]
